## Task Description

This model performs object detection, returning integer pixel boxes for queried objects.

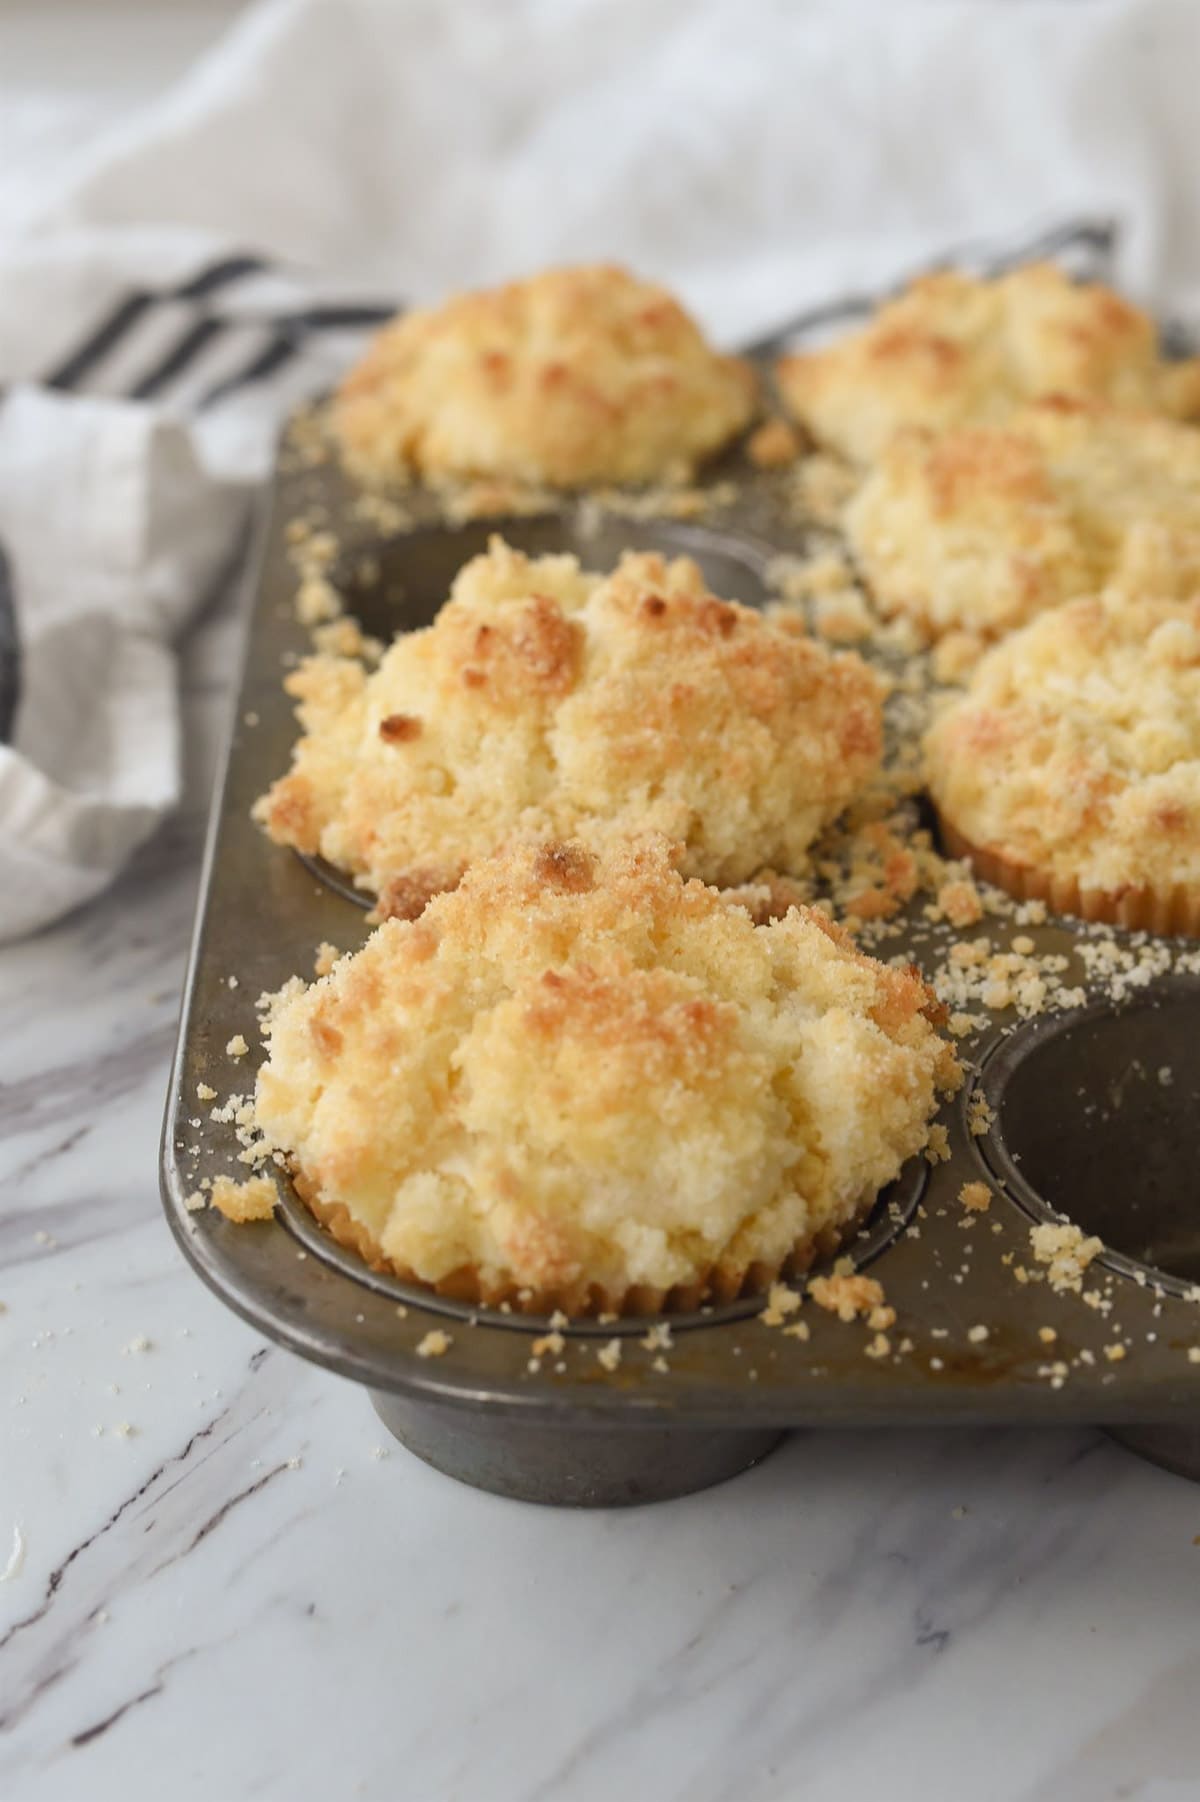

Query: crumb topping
[777,263,1200,465]
[255,534,884,906]
[252,835,955,1313]
[926,589,1200,910]
[332,264,757,490]
[846,400,1200,640]
[208,1174,278,1224]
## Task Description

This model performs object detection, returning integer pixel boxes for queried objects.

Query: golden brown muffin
[925,589,1200,932]
[332,264,757,488]
[255,536,884,913]
[777,263,1200,466]
[253,836,958,1314]
[845,398,1200,641]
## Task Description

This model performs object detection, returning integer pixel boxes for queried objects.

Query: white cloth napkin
[3,0,1200,941]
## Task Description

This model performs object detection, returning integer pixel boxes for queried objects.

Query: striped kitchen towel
[2,0,1198,940]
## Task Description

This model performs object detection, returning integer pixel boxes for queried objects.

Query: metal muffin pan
[161,418,1200,1506]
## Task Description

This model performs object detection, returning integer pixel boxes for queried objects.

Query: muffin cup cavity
[974,979,1200,1297]
[334,512,776,643]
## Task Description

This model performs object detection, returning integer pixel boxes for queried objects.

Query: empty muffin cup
[974,978,1200,1295]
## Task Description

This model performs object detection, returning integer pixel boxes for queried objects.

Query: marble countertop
[3,9,1200,1800]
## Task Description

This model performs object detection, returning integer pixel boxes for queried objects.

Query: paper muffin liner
[938,815,1200,938]
[292,1168,882,1319]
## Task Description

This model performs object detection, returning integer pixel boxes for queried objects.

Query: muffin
[925,589,1200,932]
[255,535,885,915]
[332,264,757,489]
[253,836,959,1314]
[845,399,1200,641]
[777,263,1200,466]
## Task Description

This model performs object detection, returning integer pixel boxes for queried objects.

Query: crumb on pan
[808,1269,886,1322]
[1029,1221,1104,1293]
[794,452,859,524]
[924,1123,951,1164]
[958,1180,992,1213]
[936,878,983,928]
[313,941,341,978]
[748,418,801,468]
[209,1173,279,1223]
[759,1282,803,1326]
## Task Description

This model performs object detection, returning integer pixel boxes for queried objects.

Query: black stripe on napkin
[126,317,230,401]
[42,253,273,393]
[174,253,271,299]
[0,542,21,746]
[281,303,395,332]
[43,293,158,393]
[125,304,396,404]
[197,331,301,409]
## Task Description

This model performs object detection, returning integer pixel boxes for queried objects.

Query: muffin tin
[160,407,1200,1506]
